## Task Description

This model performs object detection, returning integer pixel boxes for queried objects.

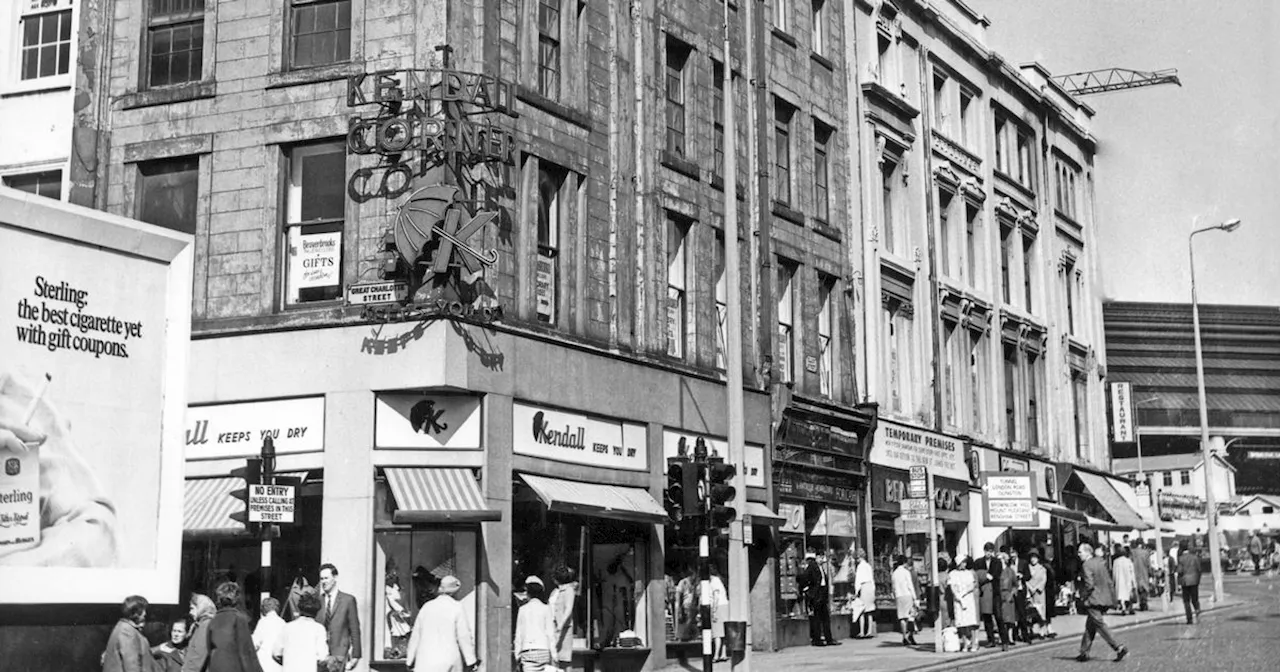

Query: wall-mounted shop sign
[871,419,967,481]
[779,502,806,534]
[661,431,765,488]
[775,468,861,505]
[1109,382,1135,444]
[375,394,482,450]
[1157,492,1207,519]
[872,468,969,521]
[185,398,325,460]
[974,447,1058,501]
[513,403,647,471]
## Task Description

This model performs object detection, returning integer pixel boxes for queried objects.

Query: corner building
[96,0,873,668]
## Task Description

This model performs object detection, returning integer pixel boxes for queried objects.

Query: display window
[776,502,859,619]
[512,482,651,651]
[372,479,478,662]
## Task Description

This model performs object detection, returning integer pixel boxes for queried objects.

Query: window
[1004,345,1019,442]
[775,0,790,33]
[813,121,832,222]
[817,276,835,397]
[1022,235,1036,313]
[19,0,72,81]
[994,117,1007,173]
[3,170,62,200]
[1162,471,1173,487]
[884,298,914,415]
[969,331,988,434]
[145,0,204,88]
[288,0,351,70]
[1062,257,1078,335]
[535,161,567,323]
[1026,353,1041,448]
[938,190,954,277]
[1000,228,1013,304]
[942,322,961,427]
[536,0,562,99]
[932,72,948,130]
[666,216,688,358]
[880,154,902,253]
[876,31,896,89]
[714,230,728,370]
[1180,470,1191,486]
[811,0,825,55]
[774,99,794,206]
[1016,131,1033,188]
[994,113,1035,190]
[1072,373,1089,460]
[1263,506,1275,515]
[284,142,345,305]
[137,157,199,235]
[1055,158,1080,219]
[776,261,796,384]
[712,62,725,174]
[958,89,975,146]
[965,203,980,288]
[665,40,689,157]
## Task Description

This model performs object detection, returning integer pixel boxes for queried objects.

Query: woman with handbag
[892,555,918,646]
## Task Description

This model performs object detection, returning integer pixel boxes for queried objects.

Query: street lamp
[1189,217,1240,604]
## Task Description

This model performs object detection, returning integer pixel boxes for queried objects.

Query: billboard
[0,187,191,604]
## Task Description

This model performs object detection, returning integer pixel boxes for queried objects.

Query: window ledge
[117,80,217,110]
[660,151,701,181]
[813,218,841,241]
[516,86,594,131]
[772,201,806,226]
[810,52,835,72]
[771,27,799,49]
[709,174,747,200]
[266,62,364,90]
[0,78,71,99]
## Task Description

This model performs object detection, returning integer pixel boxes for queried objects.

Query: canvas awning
[519,473,667,525]
[1074,471,1153,531]
[744,502,785,527]
[385,468,501,524]
[184,477,243,535]
[1084,514,1131,532]
[1038,500,1088,524]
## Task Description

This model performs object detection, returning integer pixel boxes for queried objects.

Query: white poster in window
[535,254,555,318]
[290,229,341,291]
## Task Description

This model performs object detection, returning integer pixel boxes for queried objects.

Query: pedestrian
[709,565,730,661]
[252,597,285,672]
[405,575,479,672]
[102,595,156,672]
[973,542,999,648]
[947,556,979,652]
[273,589,329,672]
[892,555,919,646]
[1177,543,1202,624]
[1010,547,1031,642]
[852,548,875,638]
[936,557,952,631]
[182,593,217,672]
[995,552,1016,651]
[513,575,556,671]
[318,563,363,670]
[798,551,834,647]
[1040,549,1058,639]
[1113,547,1136,615]
[205,582,265,672]
[549,566,579,671]
[1168,544,1181,599]
[1074,543,1129,662]
[1249,532,1264,575]
[1025,553,1048,640]
[1131,540,1151,611]
[151,618,189,672]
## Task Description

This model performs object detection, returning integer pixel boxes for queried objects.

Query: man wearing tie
[319,563,362,670]
[798,551,836,647]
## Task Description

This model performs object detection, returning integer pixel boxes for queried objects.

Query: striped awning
[519,473,668,525]
[385,468,501,524]
[1075,471,1153,531]
[184,477,244,536]
[1038,500,1088,524]
[1084,514,1130,532]
[744,502,785,527]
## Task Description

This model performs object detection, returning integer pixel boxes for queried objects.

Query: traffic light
[230,457,262,537]
[706,456,737,529]
[666,456,689,524]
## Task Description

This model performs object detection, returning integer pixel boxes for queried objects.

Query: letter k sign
[430,207,498,275]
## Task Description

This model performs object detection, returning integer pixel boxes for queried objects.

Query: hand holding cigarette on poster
[0,369,119,567]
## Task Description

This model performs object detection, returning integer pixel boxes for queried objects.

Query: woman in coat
[891,555,918,646]
[1025,553,1048,639]
[205,582,264,672]
[548,566,579,671]
[996,553,1017,650]
[1113,547,1137,615]
[947,557,979,652]
[182,593,217,672]
[103,595,156,672]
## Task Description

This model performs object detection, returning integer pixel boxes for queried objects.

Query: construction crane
[1052,68,1181,96]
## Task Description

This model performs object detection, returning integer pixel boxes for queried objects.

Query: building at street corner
[853,0,1114,610]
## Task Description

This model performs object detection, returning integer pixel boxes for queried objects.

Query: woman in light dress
[891,555,918,646]
[1113,546,1137,615]
[947,556,979,652]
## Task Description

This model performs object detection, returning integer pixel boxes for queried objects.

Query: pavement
[655,573,1280,672]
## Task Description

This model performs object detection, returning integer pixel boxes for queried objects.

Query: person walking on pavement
[1249,532,1265,575]
[994,552,1016,651]
[405,575,478,672]
[947,556,979,652]
[102,595,156,672]
[973,543,1000,648]
[1167,544,1181,599]
[1025,553,1049,640]
[273,590,329,672]
[798,551,835,646]
[318,563,363,670]
[549,566,579,671]
[1114,547,1137,616]
[205,582,265,672]
[253,598,286,672]
[1131,540,1151,611]
[513,576,556,671]
[892,555,919,646]
[852,548,876,639]
[1177,543,1202,624]
[1075,543,1129,663]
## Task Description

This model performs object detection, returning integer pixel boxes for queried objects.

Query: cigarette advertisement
[0,188,191,604]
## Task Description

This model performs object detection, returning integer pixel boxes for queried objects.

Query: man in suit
[319,563,363,670]
[973,542,1003,648]
[797,552,836,647]
[1177,544,1203,624]
[1075,543,1129,662]
[1131,540,1151,611]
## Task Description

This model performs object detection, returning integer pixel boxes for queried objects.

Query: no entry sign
[249,484,295,523]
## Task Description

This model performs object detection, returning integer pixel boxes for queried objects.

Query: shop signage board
[902,519,932,534]
[976,448,1058,502]
[186,398,326,460]
[375,394,481,450]
[513,402,647,471]
[661,430,766,488]
[775,469,860,505]
[778,502,805,534]
[872,418,967,481]
[901,497,930,519]
[345,280,408,305]
[909,465,928,498]
[982,471,1039,527]
[248,484,295,523]
[1109,382,1135,443]
[1135,483,1151,508]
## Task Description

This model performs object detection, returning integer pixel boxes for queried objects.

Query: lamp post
[1189,217,1240,604]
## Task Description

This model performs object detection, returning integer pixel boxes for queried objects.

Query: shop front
[771,403,874,649]
[1056,464,1152,553]
[968,447,1078,583]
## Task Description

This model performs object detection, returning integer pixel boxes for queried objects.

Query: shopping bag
[941,627,961,653]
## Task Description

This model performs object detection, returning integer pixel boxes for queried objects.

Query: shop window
[19,0,72,81]
[1180,470,1191,486]
[137,156,199,236]
[810,0,825,56]
[817,275,835,398]
[774,98,795,206]
[287,0,351,70]
[666,215,689,359]
[3,169,62,200]
[665,38,689,158]
[283,141,345,306]
[813,120,832,222]
[776,259,796,384]
[777,503,859,621]
[714,230,728,370]
[513,486,649,650]
[1162,471,1173,487]
[145,0,205,88]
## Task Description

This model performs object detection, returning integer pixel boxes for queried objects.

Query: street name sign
[345,280,409,306]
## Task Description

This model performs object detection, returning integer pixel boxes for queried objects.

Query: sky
[978,0,1280,307]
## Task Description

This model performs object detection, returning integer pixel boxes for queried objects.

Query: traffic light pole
[260,437,276,606]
